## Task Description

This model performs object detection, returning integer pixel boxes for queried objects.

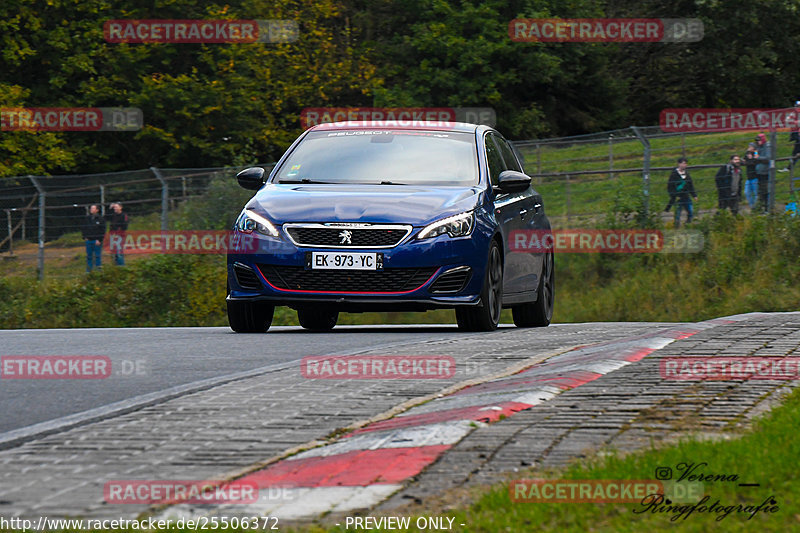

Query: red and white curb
[157,314,761,521]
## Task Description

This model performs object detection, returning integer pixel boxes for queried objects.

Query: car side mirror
[236,167,265,190]
[497,170,531,193]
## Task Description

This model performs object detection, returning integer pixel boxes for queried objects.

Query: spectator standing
[785,193,798,216]
[82,204,105,272]
[754,133,773,212]
[715,155,743,214]
[779,100,800,173]
[742,142,759,209]
[667,157,698,228]
[106,202,129,266]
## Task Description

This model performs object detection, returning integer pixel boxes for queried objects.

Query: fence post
[5,210,12,255]
[182,176,187,200]
[536,143,542,184]
[608,134,614,182]
[566,173,572,222]
[681,133,686,158]
[631,126,651,218]
[29,176,46,281]
[100,185,105,216]
[150,167,169,230]
[769,130,777,212]
[21,211,25,241]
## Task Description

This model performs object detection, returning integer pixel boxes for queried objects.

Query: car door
[484,132,528,296]
[491,133,543,295]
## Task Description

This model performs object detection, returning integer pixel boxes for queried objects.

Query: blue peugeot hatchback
[227,121,554,332]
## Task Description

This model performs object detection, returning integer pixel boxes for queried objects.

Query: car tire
[227,299,274,333]
[456,241,503,332]
[512,251,554,327]
[298,309,339,332]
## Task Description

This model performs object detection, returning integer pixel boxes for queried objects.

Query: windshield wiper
[279,178,334,184]
[379,180,407,185]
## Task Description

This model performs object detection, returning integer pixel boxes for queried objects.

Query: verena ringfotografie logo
[509,229,703,254]
[1,356,111,379]
[661,357,800,380]
[104,20,298,43]
[301,107,497,129]
[104,480,259,504]
[509,18,703,43]
[661,108,800,132]
[106,230,259,255]
[301,355,456,379]
[0,108,142,132]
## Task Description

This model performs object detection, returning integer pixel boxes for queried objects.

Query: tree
[0,0,379,175]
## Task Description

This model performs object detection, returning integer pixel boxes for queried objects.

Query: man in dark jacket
[779,100,800,173]
[667,157,698,228]
[754,133,772,213]
[715,155,743,214]
[742,142,759,209]
[106,202,129,266]
[82,204,105,272]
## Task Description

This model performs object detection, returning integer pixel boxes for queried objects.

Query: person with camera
[715,155,743,214]
[754,133,773,212]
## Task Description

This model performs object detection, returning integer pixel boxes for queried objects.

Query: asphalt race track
[1,314,798,523]
[0,323,661,436]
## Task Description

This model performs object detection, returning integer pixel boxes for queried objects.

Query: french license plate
[307,252,383,270]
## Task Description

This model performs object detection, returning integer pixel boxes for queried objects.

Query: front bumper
[227,228,491,310]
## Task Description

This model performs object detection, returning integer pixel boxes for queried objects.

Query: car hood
[246,184,483,226]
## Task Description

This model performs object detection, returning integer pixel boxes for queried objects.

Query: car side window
[484,135,505,186]
[492,134,523,173]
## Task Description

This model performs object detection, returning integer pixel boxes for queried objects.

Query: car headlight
[418,211,475,240]
[235,210,279,237]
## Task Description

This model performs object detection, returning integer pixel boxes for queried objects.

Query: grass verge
[311,385,800,532]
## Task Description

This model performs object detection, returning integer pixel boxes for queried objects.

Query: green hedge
[556,211,800,322]
[2,212,799,329]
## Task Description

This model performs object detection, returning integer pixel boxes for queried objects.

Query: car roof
[307,121,488,134]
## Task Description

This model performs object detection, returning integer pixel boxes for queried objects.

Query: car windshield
[274,129,478,186]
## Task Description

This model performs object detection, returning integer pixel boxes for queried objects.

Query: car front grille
[284,225,411,248]
[257,265,436,293]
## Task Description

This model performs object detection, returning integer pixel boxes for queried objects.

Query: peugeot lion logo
[339,230,353,244]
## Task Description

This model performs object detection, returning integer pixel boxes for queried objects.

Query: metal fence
[0,164,274,279]
[511,126,799,227]
[2,124,799,279]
